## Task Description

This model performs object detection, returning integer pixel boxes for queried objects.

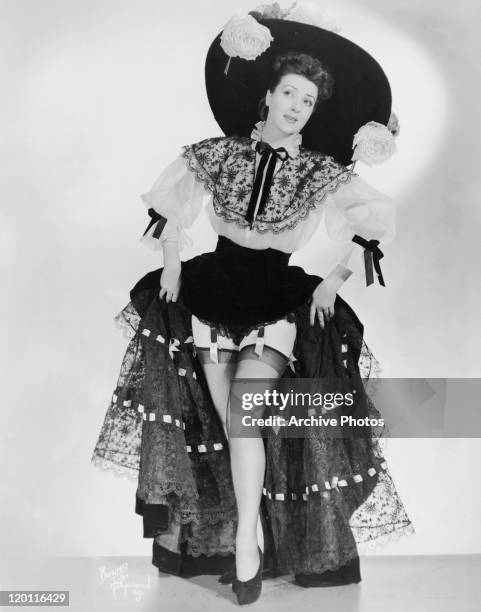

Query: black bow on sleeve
[143,208,168,239]
[352,235,386,287]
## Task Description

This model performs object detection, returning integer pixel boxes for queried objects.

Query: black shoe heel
[219,544,280,586]
[232,546,263,605]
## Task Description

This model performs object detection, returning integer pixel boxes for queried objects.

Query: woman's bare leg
[229,357,282,581]
[191,315,239,437]
[191,315,295,582]
[197,354,237,439]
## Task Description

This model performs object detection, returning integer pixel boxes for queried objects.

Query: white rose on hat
[221,14,273,62]
[351,121,396,166]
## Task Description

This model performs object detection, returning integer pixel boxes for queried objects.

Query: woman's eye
[304,99,313,106]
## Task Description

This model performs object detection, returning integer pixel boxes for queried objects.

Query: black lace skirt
[91,236,414,578]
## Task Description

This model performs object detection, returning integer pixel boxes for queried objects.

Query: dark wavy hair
[258,52,334,120]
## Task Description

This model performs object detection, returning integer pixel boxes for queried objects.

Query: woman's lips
[284,115,298,123]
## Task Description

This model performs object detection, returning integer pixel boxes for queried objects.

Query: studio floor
[1,555,479,611]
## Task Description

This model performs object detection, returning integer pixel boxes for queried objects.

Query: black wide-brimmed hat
[205,10,392,165]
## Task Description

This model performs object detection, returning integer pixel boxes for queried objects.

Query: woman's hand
[159,264,182,303]
[310,278,338,329]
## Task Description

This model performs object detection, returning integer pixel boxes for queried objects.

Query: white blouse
[139,139,395,281]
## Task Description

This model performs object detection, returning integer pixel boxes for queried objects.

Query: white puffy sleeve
[139,136,231,252]
[139,155,210,252]
[323,172,395,286]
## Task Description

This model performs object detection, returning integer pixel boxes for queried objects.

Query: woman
[92,5,413,606]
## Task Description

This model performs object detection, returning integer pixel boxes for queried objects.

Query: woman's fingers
[159,286,178,302]
[323,306,335,321]
[159,287,172,301]
[317,308,325,329]
[311,301,335,327]
[324,307,332,321]
[310,301,316,326]
[172,278,181,303]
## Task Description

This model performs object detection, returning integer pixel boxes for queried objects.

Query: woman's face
[265,73,318,136]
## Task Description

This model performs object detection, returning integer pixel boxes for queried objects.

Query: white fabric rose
[351,121,396,166]
[284,1,341,33]
[220,15,273,61]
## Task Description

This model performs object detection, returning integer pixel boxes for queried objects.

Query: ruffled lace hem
[139,220,194,253]
[180,507,237,527]
[91,455,139,482]
[138,233,166,252]
[288,546,361,576]
[356,522,416,550]
[194,311,297,344]
[113,303,141,339]
[181,146,216,195]
[138,482,201,503]
[185,540,236,558]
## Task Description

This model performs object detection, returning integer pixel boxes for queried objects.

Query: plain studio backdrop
[1,0,480,564]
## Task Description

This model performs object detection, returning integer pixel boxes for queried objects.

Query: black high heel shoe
[218,551,280,585]
[232,546,263,606]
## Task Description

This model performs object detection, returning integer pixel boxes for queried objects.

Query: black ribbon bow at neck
[245,141,289,229]
[351,235,386,287]
[143,208,168,239]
